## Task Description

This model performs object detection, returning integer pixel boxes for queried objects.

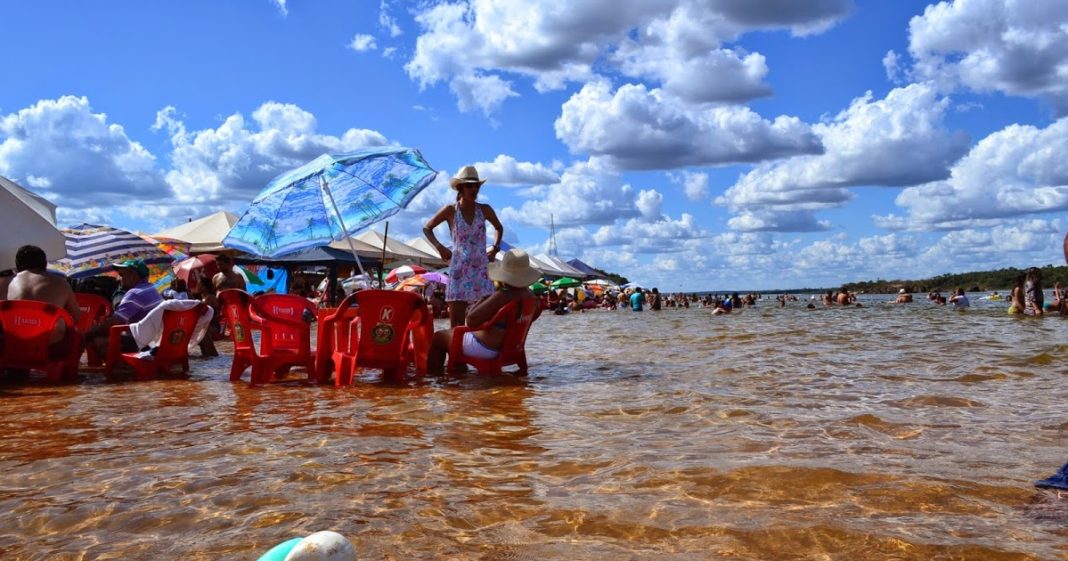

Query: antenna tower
[548,214,559,257]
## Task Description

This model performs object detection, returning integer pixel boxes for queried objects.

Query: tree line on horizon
[842,265,1068,295]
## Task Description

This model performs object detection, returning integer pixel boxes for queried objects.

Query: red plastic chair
[448,298,540,375]
[326,290,430,385]
[219,290,316,385]
[104,303,208,381]
[74,293,112,367]
[314,305,357,383]
[0,300,82,383]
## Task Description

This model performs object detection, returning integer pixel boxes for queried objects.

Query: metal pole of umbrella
[320,177,368,280]
[380,221,389,287]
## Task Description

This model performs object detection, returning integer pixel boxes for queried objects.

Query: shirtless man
[212,254,246,292]
[4,245,81,351]
[5,245,81,322]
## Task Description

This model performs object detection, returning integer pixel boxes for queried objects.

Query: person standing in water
[424,166,504,327]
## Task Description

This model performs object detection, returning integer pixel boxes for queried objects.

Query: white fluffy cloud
[499,157,639,228]
[555,81,822,170]
[882,117,1068,229]
[153,101,389,205]
[670,171,709,201]
[718,83,970,231]
[349,34,377,52]
[471,154,560,186]
[906,0,1068,113]
[405,0,853,113]
[591,213,706,253]
[0,96,167,211]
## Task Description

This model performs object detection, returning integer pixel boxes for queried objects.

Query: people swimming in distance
[928,291,946,305]
[1024,267,1044,316]
[949,287,969,308]
[711,295,732,315]
[1008,273,1026,315]
[1045,282,1067,315]
[895,289,913,304]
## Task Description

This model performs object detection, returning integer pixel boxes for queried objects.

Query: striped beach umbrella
[51,224,175,279]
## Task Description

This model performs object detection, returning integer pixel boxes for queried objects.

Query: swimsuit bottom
[463,332,499,360]
[1008,305,1022,315]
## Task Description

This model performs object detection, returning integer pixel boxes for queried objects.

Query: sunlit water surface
[2,295,1067,560]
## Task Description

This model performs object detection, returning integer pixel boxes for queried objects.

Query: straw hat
[488,249,541,288]
[450,165,487,190]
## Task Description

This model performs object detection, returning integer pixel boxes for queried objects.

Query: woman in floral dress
[423,166,504,327]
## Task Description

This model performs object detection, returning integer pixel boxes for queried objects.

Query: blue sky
[2,0,1067,291]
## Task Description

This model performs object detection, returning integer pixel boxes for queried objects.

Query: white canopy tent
[152,211,239,253]
[538,254,588,278]
[0,176,66,269]
[354,229,440,263]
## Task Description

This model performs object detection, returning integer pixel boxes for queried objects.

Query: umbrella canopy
[530,281,549,295]
[0,176,67,269]
[385,264,427,284]
[223,147,437,259]
[52,224,174,279]
[173,254,219,292]
[395,275,428,292]
[153,211,239,253]
[550,277,582,289]
[418,271,449,285]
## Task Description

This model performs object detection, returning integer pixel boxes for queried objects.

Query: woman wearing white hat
[426,248,542,375]
[423,165,504,328]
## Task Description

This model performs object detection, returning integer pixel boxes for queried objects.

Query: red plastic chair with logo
[326,290,430,385]
[104,303,208,381]
[0,300,82,383]
[251,293,316,385]
[74,293,112,367]
[448,297,540,375]
[219,291,316,385]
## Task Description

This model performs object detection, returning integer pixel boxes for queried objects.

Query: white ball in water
[283,531,356,561]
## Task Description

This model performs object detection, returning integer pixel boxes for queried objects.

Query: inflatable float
[257,531,356,561]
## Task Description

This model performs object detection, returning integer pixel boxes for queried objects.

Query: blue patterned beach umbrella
[51,224,175,279]
[223,147,438,261]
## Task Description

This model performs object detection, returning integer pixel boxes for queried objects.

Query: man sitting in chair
[4,245,83,358]
[85,259,163,359]
[427,249,542,375]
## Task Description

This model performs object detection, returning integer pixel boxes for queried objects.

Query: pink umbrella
[385,264,427,284]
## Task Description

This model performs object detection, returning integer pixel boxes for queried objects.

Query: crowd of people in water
[3,163,1067,381]
[539,266,1068,318]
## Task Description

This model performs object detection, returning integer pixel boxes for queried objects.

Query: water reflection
[0,299,1066,559]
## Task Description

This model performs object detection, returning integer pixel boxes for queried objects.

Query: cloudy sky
[3,0,1067,291]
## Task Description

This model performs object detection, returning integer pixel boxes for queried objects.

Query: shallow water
[2,295,1067,560]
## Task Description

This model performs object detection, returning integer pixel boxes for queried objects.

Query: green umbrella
[530,281,548,295]
[550,277,581,288]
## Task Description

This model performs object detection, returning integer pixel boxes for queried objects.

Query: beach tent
[353,229,440,263]
[567,258,602,278]
[405,237,448,267]
[0,176,67,269]
[539,254,588,278]
[152,211,239,253]
[528,254,570,277]
[533,253,582,278]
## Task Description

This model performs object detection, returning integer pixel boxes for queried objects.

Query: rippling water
[2,295,1067,560]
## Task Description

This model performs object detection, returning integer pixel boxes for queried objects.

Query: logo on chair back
[169,329,186,346]
[371,305,396,344]
[14,316,41,327]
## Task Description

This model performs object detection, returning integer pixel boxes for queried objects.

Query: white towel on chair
[128,299,214,352]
